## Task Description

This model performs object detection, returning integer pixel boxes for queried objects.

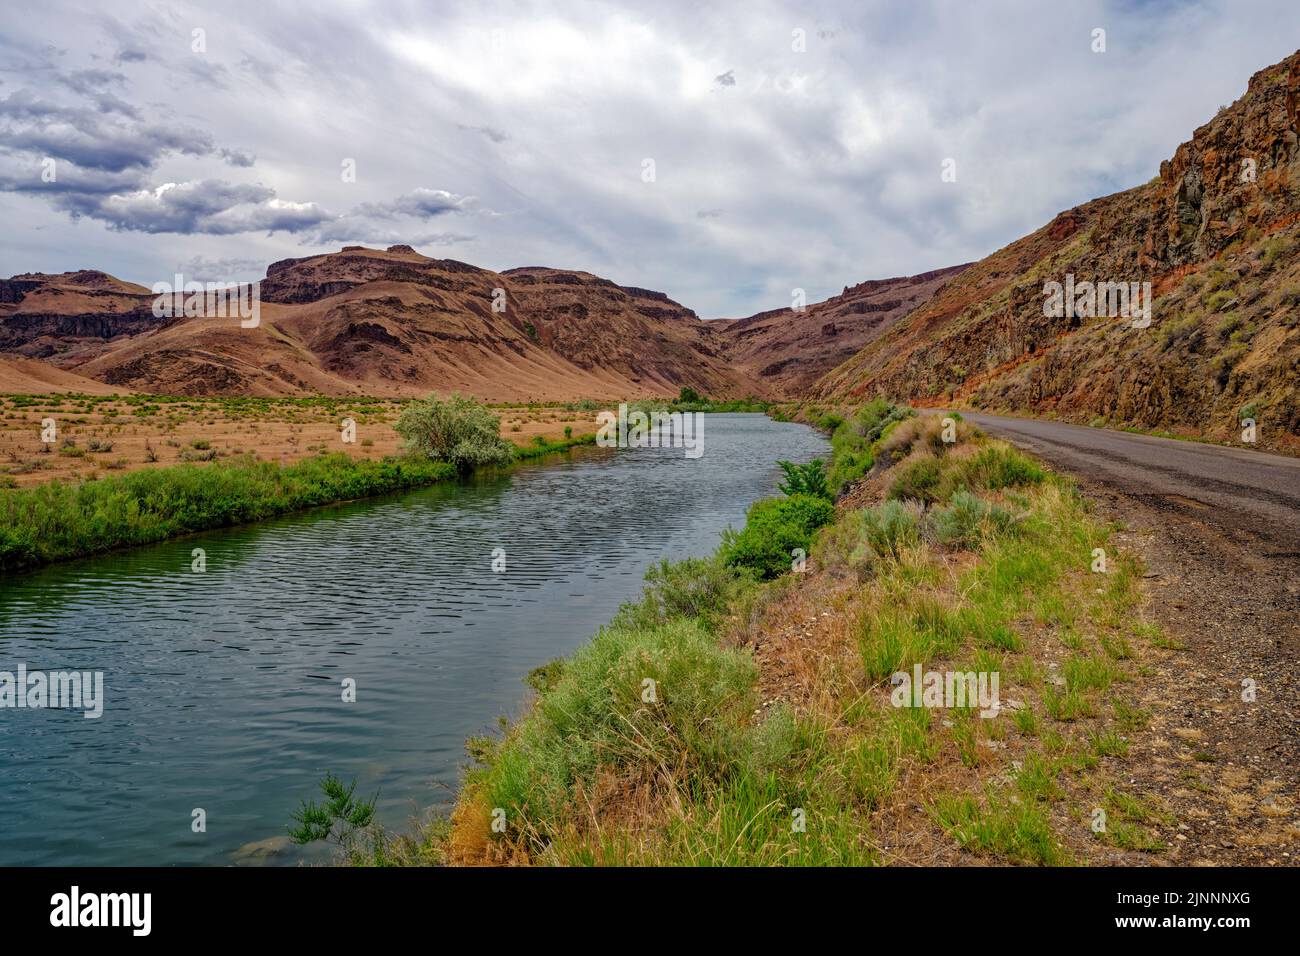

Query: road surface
[954,410,1298,864]
[960,412,1300,554]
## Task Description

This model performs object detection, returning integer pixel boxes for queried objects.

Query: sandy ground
[0,395,603,487]
[0,356,129,396]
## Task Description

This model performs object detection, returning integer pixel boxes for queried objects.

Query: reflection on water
[0,414,827,865]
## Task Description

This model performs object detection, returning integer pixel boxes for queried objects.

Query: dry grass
[0,394,601,487]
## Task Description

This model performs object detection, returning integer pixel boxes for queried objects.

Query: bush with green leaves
[945,446,1046,493]
[929,490,1020,549]
[394,393,516,473]
[776,458,831,499]
[826,400,914,493]
[478,617,758,844]
[850,500,923,563]
[721,493,835,579]
[887,456,943,502]
[289,773,377,847]
[616,556,756,631]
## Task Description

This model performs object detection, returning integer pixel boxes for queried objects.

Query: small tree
[289,773,377,847]
[678,386,705,404]
[777,458,831,499]
[395,393,516,473]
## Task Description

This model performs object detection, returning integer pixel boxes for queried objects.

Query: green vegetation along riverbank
[0,395,595,573]
[326,399,1174,866]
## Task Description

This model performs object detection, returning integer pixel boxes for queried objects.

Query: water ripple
[0,414,826,865]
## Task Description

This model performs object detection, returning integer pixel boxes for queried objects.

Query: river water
[0,414,826,865]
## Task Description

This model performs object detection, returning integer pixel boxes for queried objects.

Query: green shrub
[618,556,755,630]
[395,393,516,473]
[1212,343,1248,385]
[721,493,835,580]
[945,446,1046,493]
[776,458,831,499]
[887,456,942,503]
[482,617,757,842]
[1159,315,1202,350]
[826,400,913,493]
[1204,289,1235,312]
[849,500,922,563]
[1216,312,1244,340]
[929,490,1020,549]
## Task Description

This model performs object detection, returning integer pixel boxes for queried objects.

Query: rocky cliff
[815,50,1300,452]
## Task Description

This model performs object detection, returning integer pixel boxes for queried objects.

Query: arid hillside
[815,50,1300,453]
[0,247,768,401]
[717,264,970,394]
[1,247,963,402]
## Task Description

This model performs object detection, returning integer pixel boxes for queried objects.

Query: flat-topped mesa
[1,245,769,400]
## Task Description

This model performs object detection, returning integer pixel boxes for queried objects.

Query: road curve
[958,412,1300,554]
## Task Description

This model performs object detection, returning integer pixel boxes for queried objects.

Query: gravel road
[963,411,1299,864]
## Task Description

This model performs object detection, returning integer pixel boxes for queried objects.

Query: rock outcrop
[816,49,1300,451]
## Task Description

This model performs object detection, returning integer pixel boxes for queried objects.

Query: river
[0,413,826,865]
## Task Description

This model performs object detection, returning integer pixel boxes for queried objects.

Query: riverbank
[361,402,1183,866]
[0,393,608,489]
[0,431,595,573]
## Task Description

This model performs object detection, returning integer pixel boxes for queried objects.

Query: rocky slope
[718,264,970,394]
[0,271,161,364]
[1,247,769,400]
[2,245,960,401]
[816,50,1300,452]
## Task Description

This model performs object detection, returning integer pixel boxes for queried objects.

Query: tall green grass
[438,409,1136,867]
[0,432,595,572]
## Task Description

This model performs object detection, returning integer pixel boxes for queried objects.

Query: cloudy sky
[1,1,1297,317]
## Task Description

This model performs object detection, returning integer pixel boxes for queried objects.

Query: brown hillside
[719,264,970,394]
[815,50,1300,452]
[2,247,769,401]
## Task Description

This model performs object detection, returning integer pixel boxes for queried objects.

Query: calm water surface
[0,414,826,865]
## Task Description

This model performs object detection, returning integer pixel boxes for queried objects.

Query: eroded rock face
[2,247,772,400]
[719,264,972,395]
[0,271,163,363]
[817,49,1300,452]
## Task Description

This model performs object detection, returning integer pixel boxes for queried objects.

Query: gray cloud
[180,254,271,280]
[53,179,333,234]
[459,123,508,143]
[310,223,475,246]
[219,147,256,167]
[2,1,1300,317]
[353,188,473,219]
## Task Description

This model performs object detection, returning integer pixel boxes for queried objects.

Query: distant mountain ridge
[0,245,958,400]
[716,264,971,394]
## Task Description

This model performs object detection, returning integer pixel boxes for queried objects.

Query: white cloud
[1,0,1298,315]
